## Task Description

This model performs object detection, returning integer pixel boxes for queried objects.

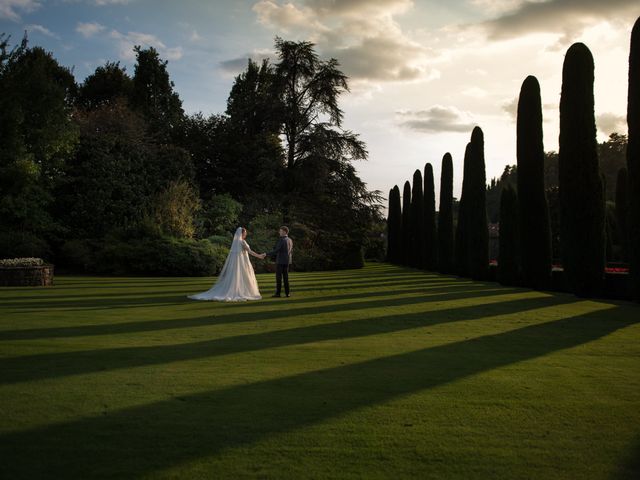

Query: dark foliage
[616,167,629,262]
[423,163,437,270]
[517,75,551,289]
[386,185,402,263]
[410,169,424,268]
[559,43,605,297]
[401,181,412,266]
[77,61,132,110]
[437,153,454,274]
[466,127,489,280]
[628,16,640,302]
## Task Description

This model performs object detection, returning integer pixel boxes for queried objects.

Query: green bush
[97,236,226,276]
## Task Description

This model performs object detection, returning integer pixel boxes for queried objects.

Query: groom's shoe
[285,294,290,297]
[271,294,281,298]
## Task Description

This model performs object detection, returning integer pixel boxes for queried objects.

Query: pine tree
[615,168,629,262]
[455,143,472,276]
[411,169,424,268]
[467,127,489,280]
[498,185,519,285]
[386,185,402,263]
[517,75,551,289]
[438,153,454,274]
[628,16,640,301]
[423,163,437,270]
[559,43,605,297]
[401,181,412,266]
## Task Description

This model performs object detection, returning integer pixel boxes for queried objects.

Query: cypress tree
[438,153,454,274]
[517,75,552,289]
[386,186,402,263]
[411,169,424,268]
[615,168,629,262]
[467,127,489,280]
[498,185,519,286]
[423,163,437,270]
[559,42,605,297]
[455,143,472,277]
[628,16,640,302]
[401,181,412,266]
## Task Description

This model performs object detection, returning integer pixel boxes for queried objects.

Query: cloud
[219,50,274,75]
[76,21,106,38]
[25,23,59,39]
[0,0,40,21]
[250,0,437,84]
[596,112,626,136]
[109,30,183,61]
[480,0,639,42]
[396,105,476,133]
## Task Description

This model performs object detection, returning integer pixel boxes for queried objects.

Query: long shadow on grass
[0,275,459,311]
[0,283,511,341]
[0,305,635,479]
[0,275,459,305]
[0,292,579,385]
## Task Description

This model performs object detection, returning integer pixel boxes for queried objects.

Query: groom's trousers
[276,264,290,295]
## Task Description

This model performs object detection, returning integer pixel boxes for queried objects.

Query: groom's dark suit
[268,235,293,296]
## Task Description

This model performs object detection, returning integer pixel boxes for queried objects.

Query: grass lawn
[0,263,639,479]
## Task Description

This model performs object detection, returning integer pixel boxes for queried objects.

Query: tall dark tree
[410,169,424,268]
[130,46,184,134]
[77,61,133,110]
[467,127,489,280]
[628,16,640,302]
[0,41,77,256]
[438,153,454,274]
[386,185,402,263]
[517,75,552,289]
[423,163,437,270]
[223,59,284,200]
[273,38,366,193]
[455,143,472,276]
[615,167,629,262]
[559,43,605,297]
[401,181,412,265]
[498,185,519,286]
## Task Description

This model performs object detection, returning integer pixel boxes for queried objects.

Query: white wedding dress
[188,227,262,302]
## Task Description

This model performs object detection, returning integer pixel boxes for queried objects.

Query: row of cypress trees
[499,18,640,300]
[388,16,640,301]
[386,127,489,280]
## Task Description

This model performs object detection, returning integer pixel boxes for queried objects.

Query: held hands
[259,253,267,259]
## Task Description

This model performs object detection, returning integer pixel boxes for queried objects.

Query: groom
[265,226,293,298]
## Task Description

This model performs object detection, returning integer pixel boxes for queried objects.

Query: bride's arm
[243,241,264,259]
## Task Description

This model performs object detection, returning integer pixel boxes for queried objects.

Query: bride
[188,227,265,302]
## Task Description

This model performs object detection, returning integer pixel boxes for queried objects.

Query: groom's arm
[267,238,283,258]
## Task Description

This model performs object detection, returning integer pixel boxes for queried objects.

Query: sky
[1,0,638,206]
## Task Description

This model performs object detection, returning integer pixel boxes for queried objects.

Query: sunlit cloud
[396,105,476,133]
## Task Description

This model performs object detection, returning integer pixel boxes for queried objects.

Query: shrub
[97,236,226,276]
